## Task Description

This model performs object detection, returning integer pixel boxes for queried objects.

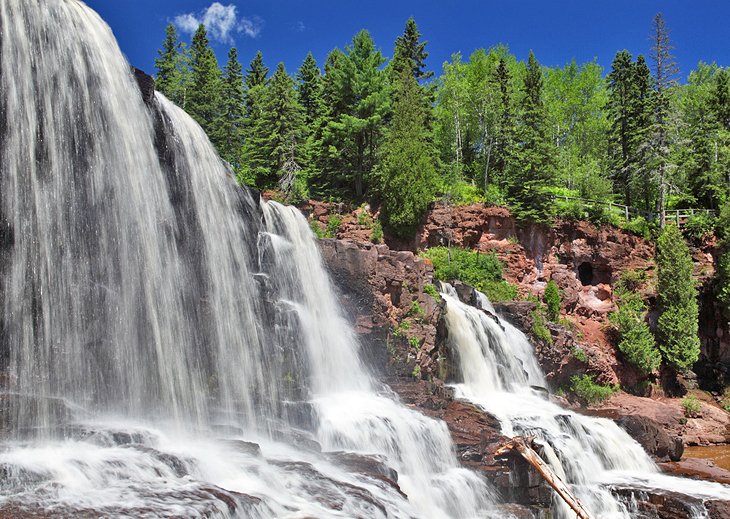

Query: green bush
[609,275,661,376]
[571,346,588,363]
[309,220,325,239]
[683,213,716,242]
[371,220,383,244]
[423,283,442,302]
[530,308,552,345]
[570,374,617,405]
[544,280,561,321]
[421,247,517,302]
[681,395,702,417]
[620,216,653,240]
[656,225,700,371]
[325,215,342,238]
[407,300,425,319]
[717,252,730,313]
[357,210,373,227]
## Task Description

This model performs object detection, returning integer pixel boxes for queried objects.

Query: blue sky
[85,1,730,81]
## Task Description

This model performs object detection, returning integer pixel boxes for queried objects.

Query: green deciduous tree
[656,225,700,370]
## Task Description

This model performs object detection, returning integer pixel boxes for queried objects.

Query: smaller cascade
[440,283,730,518]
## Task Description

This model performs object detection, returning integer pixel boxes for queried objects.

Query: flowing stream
[0,1,500,517]
[440,284,730,518]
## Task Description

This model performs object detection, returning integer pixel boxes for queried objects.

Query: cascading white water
[441,283,730,518]
[0,0,501,516]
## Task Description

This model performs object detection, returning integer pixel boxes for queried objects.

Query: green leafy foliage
[609,270,662,375]
[570,375,618,405]
[681,395,702,417]
[656,226,700,371]
[543,280,561,321]
[325,215,342,238]
[530,308,552,345]
[423,284,442,302]
[370,220,383,243]
[421,247,517,302]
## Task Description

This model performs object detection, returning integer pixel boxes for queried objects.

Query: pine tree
[650,13,679,226]
[391,17,432,81]
[491,57,514,186]
[656,225,700,371]
[241,52,270,185]
[187,25,223,147]
[296,53,323,127]
[607,50,636,205]
[218,48,246,175]
[631,55,656,211]
[262,63,305,190]
[379,69,437,237]
[507,51,555,220]
[154,24,190,107]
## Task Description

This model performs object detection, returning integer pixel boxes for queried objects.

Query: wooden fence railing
[550,195,716,226]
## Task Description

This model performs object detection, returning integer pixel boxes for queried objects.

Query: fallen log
[495,436,595,519]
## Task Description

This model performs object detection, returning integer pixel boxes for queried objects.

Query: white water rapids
[440,283,730,518]
[0,1,501,517]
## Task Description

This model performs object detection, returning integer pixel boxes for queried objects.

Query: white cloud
[173,3,262,44]
[294,21,306,33]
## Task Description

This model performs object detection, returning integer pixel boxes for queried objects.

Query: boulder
[617,414,683,462]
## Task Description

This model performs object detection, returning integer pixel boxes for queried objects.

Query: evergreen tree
[154,24,191,107]
[187,25,223,147]
[631,55,656,211]
[607,50,637,205]
[241,52,270,185]
[656,225,700,371]
[262,63,305,191]
[218,48,246,174]
[321,31,388,198]
[650,13,679,226]
[507,51,554,220]
[296,53,323,127]
[491,57,514,187]
[379,69,437,237]
[391,17,432,81]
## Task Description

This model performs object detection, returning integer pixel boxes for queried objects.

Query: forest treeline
[154,14,730,238]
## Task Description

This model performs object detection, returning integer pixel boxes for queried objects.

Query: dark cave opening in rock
[578,262,594,286]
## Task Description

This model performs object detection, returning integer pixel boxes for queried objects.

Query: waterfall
[440,283,730,518]
[0,0,500,517]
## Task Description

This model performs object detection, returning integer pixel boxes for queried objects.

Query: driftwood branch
[495,436,595,519]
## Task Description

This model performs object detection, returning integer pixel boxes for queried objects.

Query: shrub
[609,278,661,376]
[530,308,552,345]
[570,374,617,405]
[309,220,325,239]
[620,216,653,240]
[411,365,422,379]
[586,204,612,227]
[423,283,442,302]
[407,300,425,319]
[656,225,700,371]
[716,252,730,313]
[681,395,702,417]
[571,346,588,363]
[371,220,383,244]
[543,280,561,321]
[683,213,716,242]
[409,336,420,350]
[420,247,517,302]
[357,210,373,227]
[325,215,342,238]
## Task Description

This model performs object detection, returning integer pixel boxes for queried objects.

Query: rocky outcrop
[617,415,684,462]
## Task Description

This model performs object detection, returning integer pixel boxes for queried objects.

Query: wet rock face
[318,239,441,380]
[617,415,684,462]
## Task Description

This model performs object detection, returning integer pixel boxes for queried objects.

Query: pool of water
[684,445,730,472]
